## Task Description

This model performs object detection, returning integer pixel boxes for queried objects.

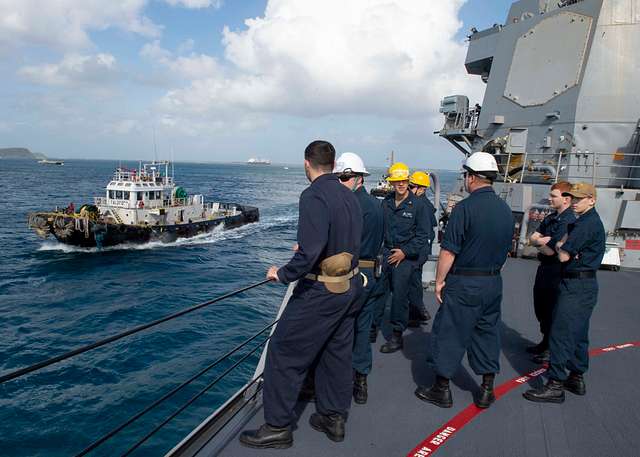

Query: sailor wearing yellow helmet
[371,162,432,353]
[407,171,438,326]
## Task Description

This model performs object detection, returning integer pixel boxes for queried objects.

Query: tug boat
[27,161,259,248]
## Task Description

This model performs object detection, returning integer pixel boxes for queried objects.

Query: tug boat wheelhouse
[28,161,259,248]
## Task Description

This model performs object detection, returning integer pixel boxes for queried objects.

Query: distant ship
[246,157,271,165]
[28,161,259,248]
[38,159,64,166]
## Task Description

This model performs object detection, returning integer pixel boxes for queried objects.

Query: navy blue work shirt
[416,193,437,243]
[354,186,384,260]
[441,186,514,270]
[382,191,431,259]
[560,208,606,272]
[277,173,363,283]
[536,208,576,264]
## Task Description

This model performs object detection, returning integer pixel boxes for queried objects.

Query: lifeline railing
[0,278,279,456]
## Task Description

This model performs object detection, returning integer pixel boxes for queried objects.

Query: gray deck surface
[214,258,640,457]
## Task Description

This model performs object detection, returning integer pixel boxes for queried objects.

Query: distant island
[0,147,47,160]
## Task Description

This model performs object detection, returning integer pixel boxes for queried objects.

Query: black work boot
[475,373,496,409]
[380,330,403,353]
[239,423,293,449]
[532,349,550,364]
[526,340,548,354]
[309,412,346,442]
[415,376,453,408]
[353,371,368,404]
[369,326,378,343]
[523,379,565,403]
[563,371,586,396]
[408,306,432,327]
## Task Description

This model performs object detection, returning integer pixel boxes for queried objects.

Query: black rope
[121,336,270,456]
[74,319,278,457]
[0,279,272,385]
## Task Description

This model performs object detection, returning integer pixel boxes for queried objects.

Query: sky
[0,0,514,168]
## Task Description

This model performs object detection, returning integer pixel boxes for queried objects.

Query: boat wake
[36,213,297,254]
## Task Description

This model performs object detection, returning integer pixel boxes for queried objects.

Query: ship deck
[193,258,640,457]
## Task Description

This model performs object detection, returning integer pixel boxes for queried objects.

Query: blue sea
[0,159,457,456]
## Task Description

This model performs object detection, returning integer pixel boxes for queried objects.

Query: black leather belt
[562,270,596,279]
[449,267,500,277]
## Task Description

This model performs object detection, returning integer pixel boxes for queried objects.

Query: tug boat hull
[29,205,259,248]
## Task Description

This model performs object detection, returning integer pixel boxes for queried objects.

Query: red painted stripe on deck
[406,341,640,457]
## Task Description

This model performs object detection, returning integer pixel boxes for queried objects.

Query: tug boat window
[109,190,115,199]
[136,192,143,201]
[155,191,162,200]
[115,190,123,199]
[123,191,130,200]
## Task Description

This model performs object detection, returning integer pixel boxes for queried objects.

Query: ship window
[123,191,130,200]
[109,190,115,199]
[147,191,153,199]
[125,182,131,187]
[109,181,116,186]
[116,190,123,199]
[155,191,162,199]
[136,192,142,201]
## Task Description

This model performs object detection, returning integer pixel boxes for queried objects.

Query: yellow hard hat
[410,171,430,187]
[387,162,410,182]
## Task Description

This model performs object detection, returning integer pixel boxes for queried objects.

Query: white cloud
[165,0,223,9]
[141,40,220,80]
[159,0,484,122]
[19,53,119,86]
[0,0,160,52]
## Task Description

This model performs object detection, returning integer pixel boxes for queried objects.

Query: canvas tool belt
[305,252,357,293]
[358,259,375,268]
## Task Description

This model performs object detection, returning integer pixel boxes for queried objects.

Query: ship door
[179,210,184,222]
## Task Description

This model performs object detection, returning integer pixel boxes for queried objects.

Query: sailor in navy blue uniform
[372,162,431,354]
[239,141,363,449]
[524,182,605,403]
[333,152,385,405]
[527,181,576,362]
[407,171,438,327]
[415,152,513,409]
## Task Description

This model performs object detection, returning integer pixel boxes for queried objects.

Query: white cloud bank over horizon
[158,0,484,126]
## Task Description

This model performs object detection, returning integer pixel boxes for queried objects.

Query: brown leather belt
[305,268,360,283]
[358,260,375,269]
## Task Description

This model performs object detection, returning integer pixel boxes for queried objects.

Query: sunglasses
[338,174,356,182]
[409,184,417,190]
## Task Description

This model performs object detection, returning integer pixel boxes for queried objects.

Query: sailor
[527,181,575,363]
[334,152,385,405]
[372,162,431,353]
[415,152,513,409]
[407,171,437,327]
[523,182,605,403]
[239,140,363,449]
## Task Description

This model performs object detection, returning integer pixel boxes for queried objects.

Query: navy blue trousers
[409,260,426,312]
[548,277,598,381]
[263,277,362,427]
[429,274,502,379]
[372,255,416,332]
[352,269,385,375]
[533,262,562,341]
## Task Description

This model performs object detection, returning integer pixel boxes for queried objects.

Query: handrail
[74,318,279,456]
[121,336,270,457]
[0,279,271,385]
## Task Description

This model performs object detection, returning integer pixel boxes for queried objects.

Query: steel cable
[0,279,271,385]
[121,336,271,456]
[74,319,278,457]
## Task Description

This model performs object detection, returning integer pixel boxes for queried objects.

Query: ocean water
[0,159,457,456]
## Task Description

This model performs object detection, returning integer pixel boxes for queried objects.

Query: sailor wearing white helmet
[415,152,514,409]
[333,152,385,404]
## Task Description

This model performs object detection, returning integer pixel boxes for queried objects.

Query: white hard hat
[333,152,370,176]
[463,152,499,178]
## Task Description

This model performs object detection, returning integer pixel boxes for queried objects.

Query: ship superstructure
[437,0,640,268]
[28,161,259,247]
